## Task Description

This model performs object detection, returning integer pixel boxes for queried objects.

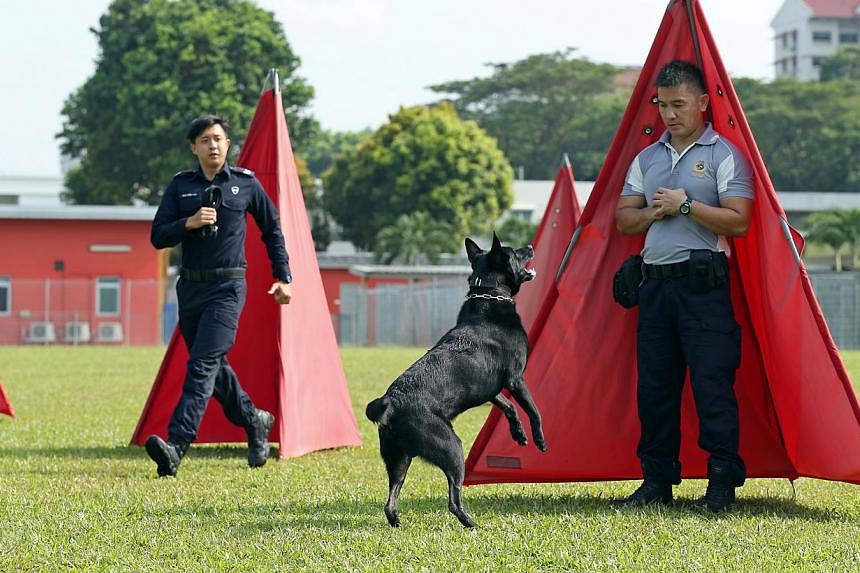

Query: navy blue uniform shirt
[151,164,292,283]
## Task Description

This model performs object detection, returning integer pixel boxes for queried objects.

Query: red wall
[0,219,164,345]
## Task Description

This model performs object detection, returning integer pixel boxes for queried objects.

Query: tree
[734,77,860,192]
[58,0,316,205]
[294,155,331,252]
[805,210,851,271]
[374,212,454,265]
[820,45,860,82]
[299,128,372,177]
[497,217,538,248]
[430,50,628,180]
[323,103,514,252]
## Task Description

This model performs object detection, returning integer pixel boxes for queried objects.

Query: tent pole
[779,217,803,266]
[260,68,280,96]
[555,226,581,283]
[562,152,571,167]
[685,0,704,72]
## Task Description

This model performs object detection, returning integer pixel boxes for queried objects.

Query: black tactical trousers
[168,277,257,443]
[636,274,746,487]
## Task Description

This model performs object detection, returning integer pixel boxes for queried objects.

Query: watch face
[680,201,691,215]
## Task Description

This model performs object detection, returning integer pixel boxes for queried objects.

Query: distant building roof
[349,264,470,279]
[804,0,860,18]
[0,205,157,221]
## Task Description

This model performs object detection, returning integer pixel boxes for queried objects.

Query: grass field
[0,346,858,571]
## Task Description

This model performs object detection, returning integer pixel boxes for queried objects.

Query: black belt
[180,267,245,281]
[643,260,690,279]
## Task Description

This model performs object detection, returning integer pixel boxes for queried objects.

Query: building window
[0,277,9,315]
[840,32,859,43]
[812,57,825,67]
[96,277,121,316]
[813,31,832,43]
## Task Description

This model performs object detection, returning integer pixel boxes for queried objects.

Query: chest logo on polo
[692,160,706,177]
[231,186,240,195]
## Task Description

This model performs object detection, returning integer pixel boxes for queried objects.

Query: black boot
[612,480,674,508]
[693,482,736,512]
[246,409,275,468]
[145,435,189,477]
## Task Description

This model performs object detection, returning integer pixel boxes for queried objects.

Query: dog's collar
[465,292,514,303]
[468,275,512,296]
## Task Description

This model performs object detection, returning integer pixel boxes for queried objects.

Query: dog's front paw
[535,432,548,452]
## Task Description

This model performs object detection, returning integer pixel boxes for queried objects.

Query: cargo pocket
[700,316,741,370]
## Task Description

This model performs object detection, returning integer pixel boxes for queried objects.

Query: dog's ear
[491,231,502,251]
[465,238,484,262]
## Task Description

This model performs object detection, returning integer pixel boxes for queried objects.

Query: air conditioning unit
[96,322,123,343]
[64,322,91,343]
[27,322,56,343]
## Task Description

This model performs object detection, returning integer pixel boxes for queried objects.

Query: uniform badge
[692,160,706,177]
[231,186,240,195]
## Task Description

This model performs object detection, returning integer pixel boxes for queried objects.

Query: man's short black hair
[187,115,230,143]
[655,60,707,94]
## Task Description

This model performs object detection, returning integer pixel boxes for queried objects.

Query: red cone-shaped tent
[132,74,361,458]
[516,158,582,340]
[465,0,860,485]
[0,383,15,418]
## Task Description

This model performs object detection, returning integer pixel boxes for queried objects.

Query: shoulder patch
[231,165,255,177]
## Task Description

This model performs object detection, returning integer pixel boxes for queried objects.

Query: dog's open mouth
[522,266,537,281]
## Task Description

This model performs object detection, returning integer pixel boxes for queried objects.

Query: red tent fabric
[465,0,860,486]
[0,383,15,418]
[516,159,582,340]
[132,79,362,458]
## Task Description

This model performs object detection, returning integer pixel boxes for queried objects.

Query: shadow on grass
[138,490,841,534]
[0,444,262,461]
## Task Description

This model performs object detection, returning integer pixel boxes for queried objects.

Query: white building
[0,175,65,207]
[772,0,860,81]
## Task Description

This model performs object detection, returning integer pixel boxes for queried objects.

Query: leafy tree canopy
[299,128,372,177]
[323,103,513,252]
[58,0,316,205]
[734,77,860,192]
[430,49,628,180]
[374,211,454,265]
[496,217,538,248]
[820,45,860,82]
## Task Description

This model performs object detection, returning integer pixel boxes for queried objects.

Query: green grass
[0,346,858,571]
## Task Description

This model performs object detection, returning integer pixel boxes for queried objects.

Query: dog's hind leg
[380,433,412,527]
[420,416,476,528]
[490,393,527,445]
[507,376,547,452]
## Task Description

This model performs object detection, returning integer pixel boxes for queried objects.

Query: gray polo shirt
[621,123,754,265]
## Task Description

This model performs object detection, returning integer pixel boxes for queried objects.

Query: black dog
[366,233,547,528]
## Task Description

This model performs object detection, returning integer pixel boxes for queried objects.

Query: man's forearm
[616,205,661,235]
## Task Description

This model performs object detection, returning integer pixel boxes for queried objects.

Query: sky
[0,0,784,177]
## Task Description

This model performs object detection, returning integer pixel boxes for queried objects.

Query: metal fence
[809,272,860,349]
[339,280,466,346]
[0,278,172,346]
[338,272,860,349]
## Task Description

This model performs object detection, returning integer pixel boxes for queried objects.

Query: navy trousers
[636,274,746,487]
[168,278,257,443]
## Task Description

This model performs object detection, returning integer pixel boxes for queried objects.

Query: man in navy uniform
[147,115,293,477]
[614,61,754,511]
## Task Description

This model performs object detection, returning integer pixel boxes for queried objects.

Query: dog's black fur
[366,234,547,528]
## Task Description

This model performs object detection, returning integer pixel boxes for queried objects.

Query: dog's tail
[365,396,393,427]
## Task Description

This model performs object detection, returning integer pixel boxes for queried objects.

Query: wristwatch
[679,198,692,216]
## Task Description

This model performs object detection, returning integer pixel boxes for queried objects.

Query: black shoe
[611,480,674,508]
[246,409,275,468]
[693,482,735,513]
[145,435,189,477]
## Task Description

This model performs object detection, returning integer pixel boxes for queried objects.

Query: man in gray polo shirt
[613,60,754,512]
